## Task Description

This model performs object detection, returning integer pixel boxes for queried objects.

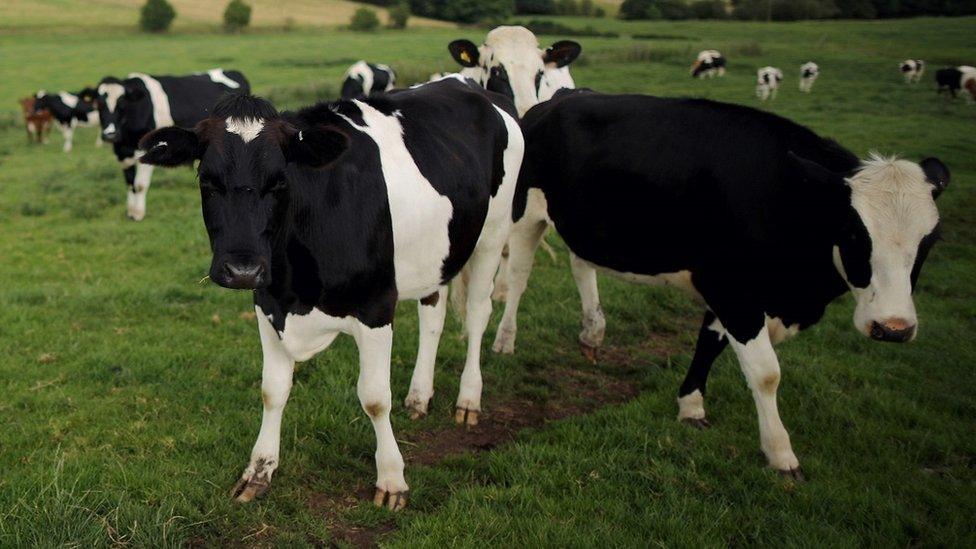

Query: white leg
[60,124,74,153]
[405,286,447,419]
[570,252,605,361]
[491,215,548,354]
[456,236,507,425]
[127,162,153,221]
[728,325,801,477]
[351,321,408,510]
[232,309,296,502]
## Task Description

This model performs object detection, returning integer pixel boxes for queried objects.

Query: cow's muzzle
[214,258,269,290]
[869,319,916,343]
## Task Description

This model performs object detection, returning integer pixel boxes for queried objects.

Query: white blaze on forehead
[482,26,550,116]
[98,83,124,112]
[225,117,265,143]
[207,68,241,89]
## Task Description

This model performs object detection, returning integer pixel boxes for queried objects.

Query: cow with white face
[756,66,783,101]
[448,26,582,325]
[96,69,249,220]
[901,59,925,83]
[799,62,819,92]
[692,50,726,78]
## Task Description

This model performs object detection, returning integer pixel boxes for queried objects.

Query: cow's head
[793,152,949,343]
[449,26,581,117]
[138,94,348,290]
[97,77,149,142]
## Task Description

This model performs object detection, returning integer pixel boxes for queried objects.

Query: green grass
[1,15,975,547]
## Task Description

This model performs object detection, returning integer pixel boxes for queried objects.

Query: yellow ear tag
[460,51,471,63]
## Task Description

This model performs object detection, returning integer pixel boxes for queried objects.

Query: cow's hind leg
[728,325,802,479]
[456,234,507,426]
[232,310,297,502]
[352,321,409,510]
[677,311,728,429]
[491,213,548,354]
[570,253,605,362]
[405,286,447,419]
[127,162,153,221]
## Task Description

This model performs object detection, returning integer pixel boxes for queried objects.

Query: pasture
[1,12,975,547]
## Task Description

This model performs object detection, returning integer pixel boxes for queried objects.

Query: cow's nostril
[870,320,915,343]
[870,322,886,340]
[222,262,265,289]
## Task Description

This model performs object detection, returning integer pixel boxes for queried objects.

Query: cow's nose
[869,319,916,343]
[222,262,266,289]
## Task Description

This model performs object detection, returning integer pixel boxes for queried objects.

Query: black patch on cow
[911,224,940,290]
[420,292,440,307]
[486,65,515,102]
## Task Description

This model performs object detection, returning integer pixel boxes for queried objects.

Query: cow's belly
[578,257,702,300]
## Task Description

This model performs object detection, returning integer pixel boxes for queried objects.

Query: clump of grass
[729,40,763,57]
[20,202,46,217]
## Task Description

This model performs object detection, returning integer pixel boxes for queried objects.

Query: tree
[692,0,730,18]
[223,0,252,32]
[619,0,661,19]
[388,2,410,28]
[349,7,381,31]
[515,0,556,13]
[139,0,176,32]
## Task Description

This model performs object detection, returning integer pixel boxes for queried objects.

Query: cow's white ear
[449,40,480,68]
[920,157,949,198]
[139,127,200,166]
[544,41,582,68]
[283,124,348,168]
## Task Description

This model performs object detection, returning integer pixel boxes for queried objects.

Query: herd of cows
[14,25,958,510]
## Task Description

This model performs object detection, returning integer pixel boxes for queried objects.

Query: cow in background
[33,88,101,152]
[96,69,249,220]
[692,50,726,78]
[20,97,53,144]
[340,61,396,99]
[799,62,819,92]
[757,67,783,100]
[901,59,925,83]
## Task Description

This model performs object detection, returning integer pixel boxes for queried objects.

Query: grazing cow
[692,50,726,78]
[33,88,101,152]
[448,25,581,306]
[799,62,819,92]
[340,61,396,100]
[756,67,783,100]
[509,88,947,477]
[96,69,249,220]
[20,97,53,144]
[901,59,925,83]
[936,67,964,98]
[137,79,523,509]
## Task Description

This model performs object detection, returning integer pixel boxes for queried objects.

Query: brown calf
[20,96,53,144]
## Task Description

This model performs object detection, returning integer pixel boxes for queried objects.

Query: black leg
[676,311,728,429]
[123,165,135,188]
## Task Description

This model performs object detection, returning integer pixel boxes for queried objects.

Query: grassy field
[1,13,975,547]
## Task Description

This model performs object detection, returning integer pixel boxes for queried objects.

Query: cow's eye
[199,175,223,197]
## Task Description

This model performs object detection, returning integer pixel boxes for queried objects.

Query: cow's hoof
[778,467,805,482]
[579,341,599,363]
[681,417,711,430]
[491,330,515,354]
[454,407,479,426]
[404,394,432,420]
[373,488,408,511]
[231,474,270,503]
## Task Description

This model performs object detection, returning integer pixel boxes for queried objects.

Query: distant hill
[2,0,454,30]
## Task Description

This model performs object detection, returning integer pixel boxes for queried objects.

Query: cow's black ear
[139,127,200,166]
[124,83,145,101]
[544,40,582,68]
[788,151,845,187]
[919,157,949,198]
[284,124,349,168]
[449,40,480,68]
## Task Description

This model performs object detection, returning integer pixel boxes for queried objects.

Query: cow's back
[154,72,248,127]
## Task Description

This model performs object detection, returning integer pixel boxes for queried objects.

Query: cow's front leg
[570,253,605,362]
[491,214,548,354]
[232,310,296,502]
[677,311,728,429]
[405,286,447,419]
[60,123,74,153]
[352,321,408,510]
[728,325,802,478]
[127,160,153,221]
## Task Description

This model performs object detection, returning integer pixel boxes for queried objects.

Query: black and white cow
[901,59,925,83]
[448,25,581,304]
[935,67,966,98]
[692,50,726,78]
[340,61,396,100]
[756,66,783,100]
[136,78,523,509]
[799,62,819,93]
[33,88,101,152]
[96,69,249,220]
[502,89,948,477]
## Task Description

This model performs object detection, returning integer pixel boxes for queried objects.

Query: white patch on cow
[799,62,819,92]
[846,154,939,338]
[207,68,241,89]
[128,73,175,128]
[58,92,79,108]
[98,83,124,112]
[59,121,75,153]
[481,26,549,117]
[765,315,800,345]
[36,90,47,98]
[119,156,136,168]
[335,100,454,300]
[226,117,265,143]
[344,61,375,96]
[538,65,575,103]
[677,389,706,420]
[104,122,116,135]
[275,308,345,361]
